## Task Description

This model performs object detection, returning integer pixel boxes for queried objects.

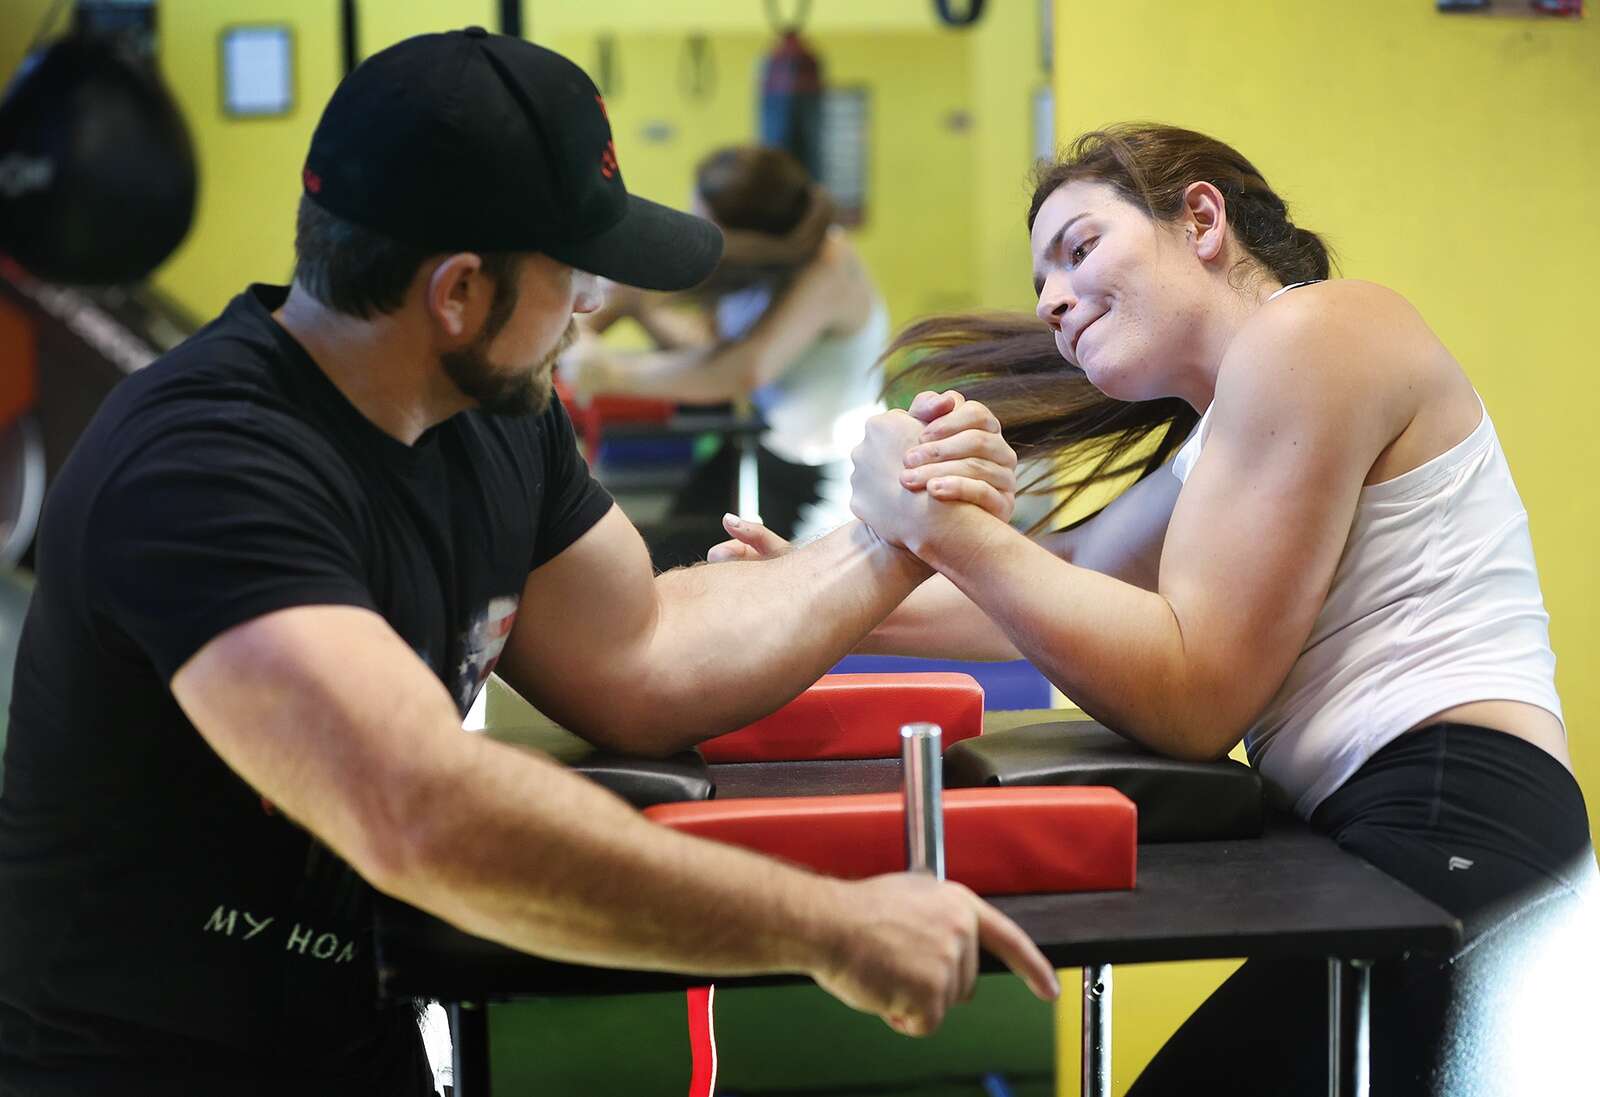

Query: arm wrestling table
[373,708,1461,1097]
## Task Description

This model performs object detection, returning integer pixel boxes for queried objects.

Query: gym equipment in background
[0,10,197,285]
[0,256,195,566]
[758,1,824,179]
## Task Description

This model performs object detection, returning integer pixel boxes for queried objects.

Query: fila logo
[1448,856,1474,872]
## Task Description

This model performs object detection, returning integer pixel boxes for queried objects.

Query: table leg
[1327,957,1372,1097]
[451,999,491,1097]
[1081,963,1112,1097]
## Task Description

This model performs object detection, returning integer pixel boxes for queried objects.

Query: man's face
[443,254,599,416]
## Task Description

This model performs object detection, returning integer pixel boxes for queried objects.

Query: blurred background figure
[565,145,887,568]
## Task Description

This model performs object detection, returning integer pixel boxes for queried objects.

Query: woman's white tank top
[1170,380,1564,817]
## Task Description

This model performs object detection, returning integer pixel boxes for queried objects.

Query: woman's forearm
[918,510,1231,760]
[854,571,1023,661]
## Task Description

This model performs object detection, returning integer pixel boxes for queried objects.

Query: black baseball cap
[301,27,722,291]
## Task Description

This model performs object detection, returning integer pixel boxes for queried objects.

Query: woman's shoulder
[1217,279,1461,463]
[1257,278,1421,330]
[1236,279,1439,378]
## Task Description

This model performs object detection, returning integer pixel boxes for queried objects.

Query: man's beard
[441,319,577,417]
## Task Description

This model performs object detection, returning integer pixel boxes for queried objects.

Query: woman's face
[1030,180,1207,403]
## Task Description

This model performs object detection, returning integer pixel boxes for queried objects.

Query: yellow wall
[154,2,341,308]
[1049,2,1600,1091]
[534,27,981,328]
[2,2,1041,326]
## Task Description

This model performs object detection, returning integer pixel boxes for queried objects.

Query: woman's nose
[1035,271,1074,330]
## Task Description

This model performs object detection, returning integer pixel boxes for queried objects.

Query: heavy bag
[0,34,197,284]
[757,31,823,181]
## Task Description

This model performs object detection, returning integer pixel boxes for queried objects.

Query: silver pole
[900,723,944,878]
[1350,960,1372,1097]
[734,398,761,521]
[1082,964,1112,1097]
[1327,957,1342,1097]
[1329,957,1373,1097]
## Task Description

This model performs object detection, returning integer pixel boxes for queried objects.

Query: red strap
[699,673,985,763]
[685,985,716,1097]
[647,787,1136,895]
[0,294,37,427]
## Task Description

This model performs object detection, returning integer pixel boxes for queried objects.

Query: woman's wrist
[910,504,1008,578]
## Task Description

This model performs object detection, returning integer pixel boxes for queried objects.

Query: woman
[715,124,1595,1095]
[565,145,887,567]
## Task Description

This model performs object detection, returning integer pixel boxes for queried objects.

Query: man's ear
[1181,181,1228,263]
[423,252,485,341]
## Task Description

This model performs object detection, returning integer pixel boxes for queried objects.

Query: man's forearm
[388,733,848,976]
[620,522,932,753]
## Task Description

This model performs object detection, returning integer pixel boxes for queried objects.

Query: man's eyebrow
[1033,212,1089,293]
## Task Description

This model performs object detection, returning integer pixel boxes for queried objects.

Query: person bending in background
[564,146,888,567]
[714,123,1596,1096]
[0,32,1054,1097]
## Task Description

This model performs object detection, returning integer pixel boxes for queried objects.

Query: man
[0,29,1052,1095]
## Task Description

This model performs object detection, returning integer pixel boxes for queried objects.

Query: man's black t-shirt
[0,285,613,1094]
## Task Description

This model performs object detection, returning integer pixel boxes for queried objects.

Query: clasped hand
[847,390,1016,558]
[708,390,1016,564]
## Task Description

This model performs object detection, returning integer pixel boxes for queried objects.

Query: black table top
[374,755,1460,1002]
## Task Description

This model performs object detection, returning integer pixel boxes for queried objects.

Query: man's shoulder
[100,296,338,462]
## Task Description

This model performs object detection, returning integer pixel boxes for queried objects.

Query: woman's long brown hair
[883,123,1336,534]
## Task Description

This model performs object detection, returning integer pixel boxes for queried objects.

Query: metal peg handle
[900,722,944,879]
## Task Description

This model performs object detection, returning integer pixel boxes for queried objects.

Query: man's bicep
[496,504,664,733]
[172,604,465,884]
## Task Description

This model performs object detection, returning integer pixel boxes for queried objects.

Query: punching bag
[757,30,824,181]
[0,33,197,285]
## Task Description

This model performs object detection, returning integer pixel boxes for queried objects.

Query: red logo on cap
[600,140,618,180]
[594,94,609,120]
[303,167,322,194]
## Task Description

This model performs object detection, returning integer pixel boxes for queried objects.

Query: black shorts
[1128,723,1597,1097]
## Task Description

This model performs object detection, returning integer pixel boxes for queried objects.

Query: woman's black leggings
[1127,723,1597,1097]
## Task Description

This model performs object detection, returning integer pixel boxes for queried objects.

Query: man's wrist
[774,873,857,978]
[849,519,935,585]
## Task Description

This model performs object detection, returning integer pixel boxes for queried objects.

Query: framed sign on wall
[219,25,295,119]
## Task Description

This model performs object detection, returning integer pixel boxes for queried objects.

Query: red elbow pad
[645,786,1136,895]
[700,673,984,763]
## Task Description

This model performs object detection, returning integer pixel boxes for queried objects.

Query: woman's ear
[1181,181,1228,262]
